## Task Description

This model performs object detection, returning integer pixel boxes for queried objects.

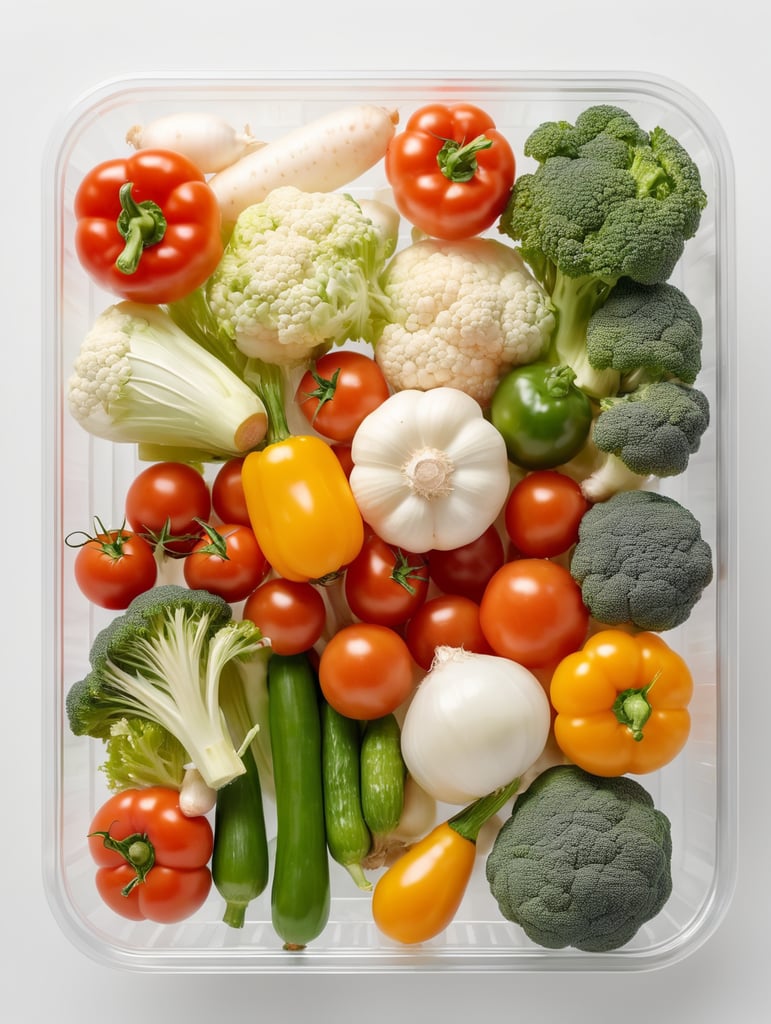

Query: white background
[2,2,764,1021]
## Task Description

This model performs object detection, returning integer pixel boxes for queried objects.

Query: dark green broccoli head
[593,381,710,477]
[499,105,707,288]
[485,764,672,952]
[586,279,703,386]
[570,489,713,631]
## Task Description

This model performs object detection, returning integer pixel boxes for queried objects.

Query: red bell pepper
[88,786,214,923]
[74,149,223,304]
[385,102,516,241]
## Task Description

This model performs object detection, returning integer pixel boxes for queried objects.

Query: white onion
[400,647,551,805]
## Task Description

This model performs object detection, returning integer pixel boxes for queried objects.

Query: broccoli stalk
[219,643,275,796]
[580,380,710,502]
[66,585,267,791]
[544,271,620,398]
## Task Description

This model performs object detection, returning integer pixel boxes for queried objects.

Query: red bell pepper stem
[89,827,156,895]
[115,182,168,275]
[436,133,494,183]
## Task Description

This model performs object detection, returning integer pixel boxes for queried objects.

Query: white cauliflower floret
[67,302,268,458]
[207,185,394,366]
[375,237,555,406]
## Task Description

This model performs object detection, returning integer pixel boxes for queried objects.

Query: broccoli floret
[499,104,707,398]
[581,380,710,502]
[485,764,673,952]
[586,279,703,390]
[569,489,713,631]
[66,585,267,790]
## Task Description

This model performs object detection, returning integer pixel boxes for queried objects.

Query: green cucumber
[360,713,406,841]
[320,700,372,890]
[269,652,330,950]
[211,744,269,928]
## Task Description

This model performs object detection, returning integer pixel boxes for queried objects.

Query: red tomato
[125,461,211,555]
[479,559,589,669]
[344,534,429,627]
[242,578,327,655]
[331,443,354,479]
[296,351,391,443]
[72,526,157,609]
[428,524,505,603]
[405,594,492,671]
[183,522,270,602]
[385,102,516,240]
[88,787,213,923]
[504,470,589,558]
[318,623,416,720]
[211,457,251,526]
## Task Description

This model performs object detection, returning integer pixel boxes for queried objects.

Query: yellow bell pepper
[241,434,364,583]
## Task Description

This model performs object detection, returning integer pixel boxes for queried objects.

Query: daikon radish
[126,112,264,173]
[209,104,399,226]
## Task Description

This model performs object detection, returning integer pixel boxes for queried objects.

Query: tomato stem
[391,549,429,595]
[115,182,167,275]
[88,828,156,895]
[436,133,494,183]
[448,777,521,844]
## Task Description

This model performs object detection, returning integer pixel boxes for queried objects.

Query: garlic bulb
[349,387,510,552]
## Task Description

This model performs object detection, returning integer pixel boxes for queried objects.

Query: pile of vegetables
[62,97,714,954]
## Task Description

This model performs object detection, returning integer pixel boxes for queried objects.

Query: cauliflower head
[374,237,555,406]
[207,186,393,366]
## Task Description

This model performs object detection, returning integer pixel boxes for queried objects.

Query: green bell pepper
[490,363,593,469]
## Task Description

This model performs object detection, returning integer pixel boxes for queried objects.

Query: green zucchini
[211,744,269,928]
[269,652,330,950]
[360,713,406,840]
[320,700,372,891]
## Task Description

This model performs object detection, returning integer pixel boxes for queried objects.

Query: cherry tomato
[344,534,429,627]
[88,787,213,923]
[242,578,327,655]
[504,470,590,558]
[71,524,157,609]
[385,102,516,240]
[183,522,270,602]
[211,457,251,526]
[125,461,211,555]
[318,623,416,720]
[296,351,391,443]
[331,443,354,479]
[479,558,589,669]
[405,594,492,671]
[427,524,505,603]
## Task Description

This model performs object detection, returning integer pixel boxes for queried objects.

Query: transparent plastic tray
[41,70,737,973]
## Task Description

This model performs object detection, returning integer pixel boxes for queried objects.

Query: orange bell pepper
[241,434,364,583]
[549,629,693,776]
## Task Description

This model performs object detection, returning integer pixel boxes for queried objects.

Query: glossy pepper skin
[371,779,520,944]
[74,149,223,304]
[241,434,365,583]
[385,102,516,241]
[87,787,214,923]
[490,362,594,469]
[549,629,693,776]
